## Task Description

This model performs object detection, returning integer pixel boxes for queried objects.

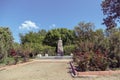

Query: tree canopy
[0,27,14,62]
[43,28,76,47]
[101,0,120,29]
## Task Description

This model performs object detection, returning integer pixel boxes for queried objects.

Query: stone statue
[57,37,64,56]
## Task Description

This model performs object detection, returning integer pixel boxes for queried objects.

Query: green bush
[42,46,56,56]
[64,45,75,55]
[34,45,56,56]
[0,56,14,65]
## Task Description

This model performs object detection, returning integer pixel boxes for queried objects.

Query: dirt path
[0,59,73,80]
[0,59,120,80]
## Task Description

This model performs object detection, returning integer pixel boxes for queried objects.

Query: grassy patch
[0,57,14,65]
[111,68,120,71]
[0,57,24,66]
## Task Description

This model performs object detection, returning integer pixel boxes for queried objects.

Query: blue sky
[0,0,105,43]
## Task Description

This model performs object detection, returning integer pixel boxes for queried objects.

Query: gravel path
[0,59,120,80]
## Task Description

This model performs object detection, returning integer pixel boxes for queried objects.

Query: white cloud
[19,20,39,30]
[49,24,57,29]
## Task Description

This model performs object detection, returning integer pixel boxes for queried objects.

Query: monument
[57,37,64,56]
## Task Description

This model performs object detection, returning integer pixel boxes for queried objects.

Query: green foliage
[0,56,15,65]
[0,27,14,62]
[74,22,95,52]
[73,22,120,71]
[64,45,75,55]
[13,42,21,50]
[32,44,56,56]
[106,28,120,68]
[0,21,119,71]
[20,28,75,56]
[20,34,56,56]
[20,30,45,44]
[43,28,75,47]
[43,29,60,47]
[19,29,47,56]
[40,46,56,56]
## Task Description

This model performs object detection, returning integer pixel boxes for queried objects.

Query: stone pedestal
[37,54,42,57]
[70,53,73,56]
[45,54,48,57]
[57,37,64,56]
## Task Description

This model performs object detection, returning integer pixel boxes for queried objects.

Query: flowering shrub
[73,50,109,71]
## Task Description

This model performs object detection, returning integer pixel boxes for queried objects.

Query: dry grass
[0,59,119,80]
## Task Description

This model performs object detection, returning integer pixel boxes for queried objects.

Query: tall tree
[43,28,75,47]
[0,27,14,61]
[20,29,47,44]
[43,29,60,47]
[74,22,95,52]
[19,30,48,55]
[101,0,120,29]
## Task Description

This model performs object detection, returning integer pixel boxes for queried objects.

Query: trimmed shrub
[34,45,56,56]
[64,45,75,55]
